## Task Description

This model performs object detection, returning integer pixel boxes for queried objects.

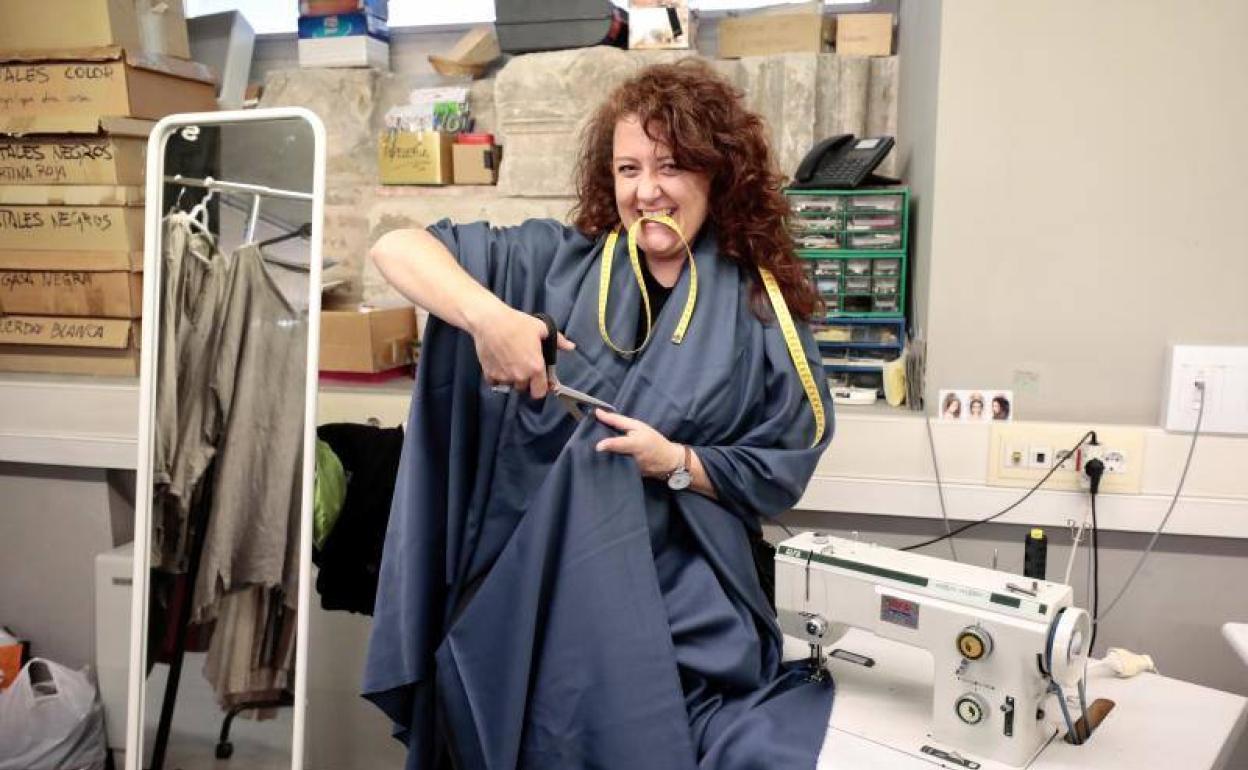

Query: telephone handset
[792,134,896,189]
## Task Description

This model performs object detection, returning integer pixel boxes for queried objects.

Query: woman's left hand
[594,409,683,479]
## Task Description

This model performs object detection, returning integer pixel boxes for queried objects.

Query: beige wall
[923,0,1248,423]
[896,0,942,335]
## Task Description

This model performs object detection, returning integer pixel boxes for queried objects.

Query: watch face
[667,469,692,491]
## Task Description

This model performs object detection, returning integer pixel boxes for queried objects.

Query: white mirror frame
[124,107,326,770]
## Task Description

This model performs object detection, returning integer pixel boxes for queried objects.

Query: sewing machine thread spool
[1023,528,1047,580]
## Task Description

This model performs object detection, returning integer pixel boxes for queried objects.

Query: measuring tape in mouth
[596,215,826,448]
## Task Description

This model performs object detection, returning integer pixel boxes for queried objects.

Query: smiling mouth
[638,208,676,219]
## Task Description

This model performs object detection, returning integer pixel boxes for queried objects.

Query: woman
[364,60,834,770]
[943,393,963,419]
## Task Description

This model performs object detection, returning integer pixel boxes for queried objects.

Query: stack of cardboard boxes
[0,0,216,376]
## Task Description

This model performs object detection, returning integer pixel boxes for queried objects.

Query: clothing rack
[165,174,313,242]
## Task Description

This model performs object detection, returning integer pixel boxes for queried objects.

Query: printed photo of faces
[939,389,1014,422]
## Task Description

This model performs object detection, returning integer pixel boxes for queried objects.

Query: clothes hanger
[257,222,312,250]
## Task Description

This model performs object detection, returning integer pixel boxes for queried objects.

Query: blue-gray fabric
[363,219,836,769]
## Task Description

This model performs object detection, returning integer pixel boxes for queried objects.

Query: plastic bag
[0,658,107,770]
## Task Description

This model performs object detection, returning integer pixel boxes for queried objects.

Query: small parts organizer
[786,187,909,318]
[786,187,910,394]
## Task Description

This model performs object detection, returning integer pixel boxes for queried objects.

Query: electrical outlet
[1102,449,1127,473]
[1163,345,1248,435]
[988,424,1145,493]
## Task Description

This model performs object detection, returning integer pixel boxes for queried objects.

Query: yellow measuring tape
[598,214,697,355]
[597,217,826,448]
[758,266,826,447]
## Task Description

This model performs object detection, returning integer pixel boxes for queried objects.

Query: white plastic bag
[0,658,106,770]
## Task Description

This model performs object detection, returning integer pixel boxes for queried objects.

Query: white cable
[1062,504,1090,586]
[923,412,959,562]
[1098,384,1206,622]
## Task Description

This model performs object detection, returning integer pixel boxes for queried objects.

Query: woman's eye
[616,164,636,174]
[660,163,679,174]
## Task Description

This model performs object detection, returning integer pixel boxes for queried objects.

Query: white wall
[0,463,118,668]
[923,0,1248,424]
[895,0,941,334]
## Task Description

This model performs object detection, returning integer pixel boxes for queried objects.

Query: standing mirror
[125,108,325,770]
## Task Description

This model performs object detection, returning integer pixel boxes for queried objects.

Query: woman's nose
[637,172,663,203]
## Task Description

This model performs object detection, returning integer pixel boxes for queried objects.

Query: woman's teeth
[639,208,674,218]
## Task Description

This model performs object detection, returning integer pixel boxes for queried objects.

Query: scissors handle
[534,313,558,368]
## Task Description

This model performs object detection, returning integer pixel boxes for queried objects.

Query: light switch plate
[1162,345,1248,435]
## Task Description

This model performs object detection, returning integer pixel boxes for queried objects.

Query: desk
[805,629,1248,770]
[1225,624,1248,669]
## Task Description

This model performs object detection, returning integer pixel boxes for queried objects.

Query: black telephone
[792,134,896,189]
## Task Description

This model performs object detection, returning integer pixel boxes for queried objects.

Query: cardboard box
[0,314,135,347]
[0,135,147,186]
[298,34,389,69]
[835,13,894,56]
[0,204,144,252]
[0,0,143,54]
[629,2,694,50]
[298,12,389,40]
[319,306,416,373]
[452,142,500,185]
[0,47,216,134]
[379,131,454,185]
[300,0,389,18]
[0,344,139,376]
[0,186,144,206]
[719,9,834,58]
[0,270,143,318]
[137,0,192,59]
[0,249,142,272]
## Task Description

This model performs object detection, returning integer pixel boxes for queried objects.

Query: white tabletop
[798,629,1248,770]
[1225,623,1248,670]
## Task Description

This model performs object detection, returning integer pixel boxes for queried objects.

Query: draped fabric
[363,219,835,769]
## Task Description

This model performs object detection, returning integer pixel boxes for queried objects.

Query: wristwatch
[667,444,692,491]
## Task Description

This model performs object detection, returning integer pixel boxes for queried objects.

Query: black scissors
[534,313,615,421]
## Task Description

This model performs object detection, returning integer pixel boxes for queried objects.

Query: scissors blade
[552,383,616,413]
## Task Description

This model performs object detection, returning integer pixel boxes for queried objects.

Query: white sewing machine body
[776,532,1090,768]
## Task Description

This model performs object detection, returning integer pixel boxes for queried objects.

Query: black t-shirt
[635,257,675,348]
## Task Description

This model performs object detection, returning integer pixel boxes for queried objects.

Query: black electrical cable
[901,430,1096,552]
[1084,456,1106,656]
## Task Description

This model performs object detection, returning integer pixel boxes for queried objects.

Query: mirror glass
[131,112,321,770]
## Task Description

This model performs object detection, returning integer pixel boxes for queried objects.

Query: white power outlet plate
[1163,345,1248,435]
[988,424,1146,494]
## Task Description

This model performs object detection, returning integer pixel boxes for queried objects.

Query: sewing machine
[776,532,1092,768]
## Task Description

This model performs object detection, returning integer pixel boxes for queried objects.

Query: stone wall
[260,47,900,306]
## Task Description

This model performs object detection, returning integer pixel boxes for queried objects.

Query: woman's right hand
[467,300,576,400]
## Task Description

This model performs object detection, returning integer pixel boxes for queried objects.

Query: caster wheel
[215,742,234,759]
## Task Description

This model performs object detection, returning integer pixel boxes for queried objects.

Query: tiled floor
[129,653,294,770]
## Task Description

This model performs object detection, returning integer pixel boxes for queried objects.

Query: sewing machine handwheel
[957,626,993,661]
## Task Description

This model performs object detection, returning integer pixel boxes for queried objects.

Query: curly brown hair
[571,58,820,321]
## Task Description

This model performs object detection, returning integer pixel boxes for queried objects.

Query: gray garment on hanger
[194,244,307,621]
[152,213,232,572]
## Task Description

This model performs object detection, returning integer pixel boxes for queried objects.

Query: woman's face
[945,400,960,417]
[970,400,983,417]
[612,114,711,264]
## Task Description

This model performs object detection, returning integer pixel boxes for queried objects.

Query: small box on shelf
[378,131,454,185]
[320,306,417,374]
